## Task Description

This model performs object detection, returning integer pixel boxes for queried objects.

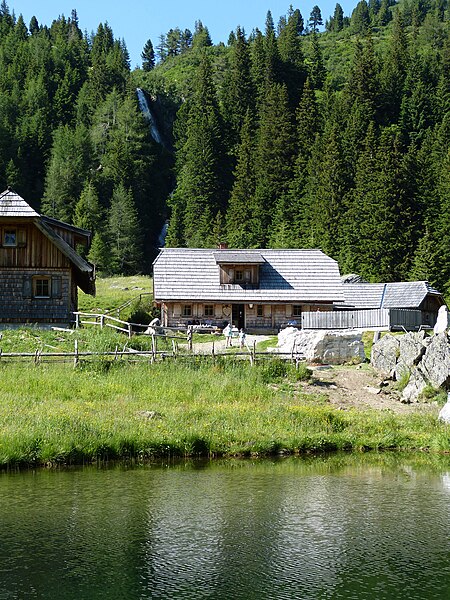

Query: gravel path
[192,334,273,355]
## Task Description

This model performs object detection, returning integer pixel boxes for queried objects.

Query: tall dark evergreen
[166,53,226,247]
[141,39,155,71]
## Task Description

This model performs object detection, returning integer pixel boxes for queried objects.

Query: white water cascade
[136,87,164,146]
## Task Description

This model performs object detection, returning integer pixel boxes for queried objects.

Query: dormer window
[235,269,244,282]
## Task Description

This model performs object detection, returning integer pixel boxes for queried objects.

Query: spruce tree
[166,52,226,247]
[108,183,143,274]
[252,82,295,245]
[141,39,155,71]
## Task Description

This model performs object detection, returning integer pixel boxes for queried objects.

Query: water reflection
[0,454,450,599]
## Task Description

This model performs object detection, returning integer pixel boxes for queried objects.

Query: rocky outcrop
[371,331,450,403]
[394,331,428,381]
[370,334,400,376]
[418,333,450,388]
[277,328,365,365]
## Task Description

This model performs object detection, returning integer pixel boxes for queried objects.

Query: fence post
[252,339,256,366]
[100,314,105,329]
[128,322,132,339]
[74,339,79,368]
[212,340,215,359]
[187,326,193,353]
[151,334,156,364]
[75,313,80,329]
[172,339,177,358]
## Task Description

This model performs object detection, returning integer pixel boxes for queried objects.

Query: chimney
[218,242,228,250]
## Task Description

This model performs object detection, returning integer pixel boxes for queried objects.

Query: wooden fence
[301,308,424,330]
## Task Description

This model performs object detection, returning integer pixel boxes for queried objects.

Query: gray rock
[277,328,365,365]
[394,331,427,381]
[371,334,400,376]
[434,305,450,334]
[401,367,428,403]
[438,394,450,423]
[419,333,450,388]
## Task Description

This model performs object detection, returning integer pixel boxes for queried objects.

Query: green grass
[0,359,447,466]
[78,275,153,315]
[256,336,278,351]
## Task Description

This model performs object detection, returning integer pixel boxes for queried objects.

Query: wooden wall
[0,222,71,269]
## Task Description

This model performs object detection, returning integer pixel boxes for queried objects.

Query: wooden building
[153,248,344,332]
[0,189,95,324]
[342,280,445,328]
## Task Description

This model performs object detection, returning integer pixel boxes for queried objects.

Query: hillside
[0,1,449,296]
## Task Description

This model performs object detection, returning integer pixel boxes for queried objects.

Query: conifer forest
[1,1,450,294]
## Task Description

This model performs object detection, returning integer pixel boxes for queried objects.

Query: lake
[1,453,450,599]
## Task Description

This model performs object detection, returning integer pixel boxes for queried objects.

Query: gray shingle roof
[0,189,39,218]
[343,281,443,309]
[213,251,265,264]
[153,248,344,303]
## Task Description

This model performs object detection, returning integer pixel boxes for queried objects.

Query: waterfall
[136,87,164,145]
[157,220,169,247]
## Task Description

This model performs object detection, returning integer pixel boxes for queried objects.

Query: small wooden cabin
[0,189,95,325]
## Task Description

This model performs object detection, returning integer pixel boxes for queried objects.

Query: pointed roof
[0,189,40,218]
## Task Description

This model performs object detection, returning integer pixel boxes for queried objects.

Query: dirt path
[303,365,437,414]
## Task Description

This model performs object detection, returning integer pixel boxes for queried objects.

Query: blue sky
[10,1,356,68]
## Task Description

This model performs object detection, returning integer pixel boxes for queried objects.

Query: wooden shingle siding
[0,269,71,322]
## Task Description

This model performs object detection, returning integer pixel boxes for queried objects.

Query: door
[232,304,245,329]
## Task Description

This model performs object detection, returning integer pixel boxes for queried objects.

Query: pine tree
[41,124,92,222]
[380,10,409,124]
[141,39,155,71]
[309,31,326,90]
[226,111,258,247]
[166,52,226,247]
[108,183,143,274]
[309,6,323,32]
[221,26,255,148]
[252,82,295,245]
[278,7,307,107]
[73,181,102,233]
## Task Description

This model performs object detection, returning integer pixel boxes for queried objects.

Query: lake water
[1,454,450,599]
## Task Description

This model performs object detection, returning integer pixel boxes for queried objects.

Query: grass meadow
[0,356,449,467]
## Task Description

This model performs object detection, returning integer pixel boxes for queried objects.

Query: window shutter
[17,228,26,247]
[22,275,32,298]
[52,276,62,299]
[286,305,292,318]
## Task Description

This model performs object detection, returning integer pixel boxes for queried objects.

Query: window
[235,270,244,282]
[3,229,16,247]
[33,277,51,298]
[204,305,214,317]
[182,304,192,317]
[257,305,263,318]
[293,305,302,317]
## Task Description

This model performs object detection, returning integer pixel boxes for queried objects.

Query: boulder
[371,334,400,376]
[438,394,450,423]
[394,331,428,381]
[401,367,428,403]
[277,328,365,364]
[418,333,450,389]
[434,305,450,334]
